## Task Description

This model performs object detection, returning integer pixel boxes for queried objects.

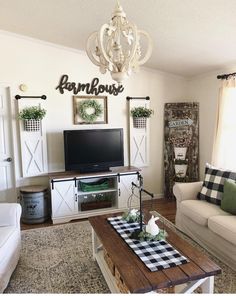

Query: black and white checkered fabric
[198,163,236,205]
[108,216,189,272]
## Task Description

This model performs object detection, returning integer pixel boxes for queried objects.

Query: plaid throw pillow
[198,163,236,205]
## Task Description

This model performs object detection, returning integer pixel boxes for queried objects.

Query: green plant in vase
[18,105,46,131]
[131,106,154,118]
[131,106,154,128]
[18,106,46,120]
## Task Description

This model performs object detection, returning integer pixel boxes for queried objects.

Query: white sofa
[0,203,21,292]
[173,181,236,271]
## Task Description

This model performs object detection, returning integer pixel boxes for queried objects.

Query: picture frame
[73,96,108,124]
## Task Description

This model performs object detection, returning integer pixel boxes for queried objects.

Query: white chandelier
[86,1,152,85]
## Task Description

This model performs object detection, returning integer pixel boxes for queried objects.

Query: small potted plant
[131,106,154,128]
[18,106,46,131]
[169,133,192,160]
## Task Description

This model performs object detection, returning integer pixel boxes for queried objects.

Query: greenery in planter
[138,228,168,242]
[131,106,154,118]
[18,106,46,120]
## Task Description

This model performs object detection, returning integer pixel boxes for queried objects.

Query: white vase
[174,147,187,160]
[174,164,188,178]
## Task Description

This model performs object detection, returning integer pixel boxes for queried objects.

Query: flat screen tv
[64,128,124,173]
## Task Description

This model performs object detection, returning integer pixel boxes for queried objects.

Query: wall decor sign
[73,96,108,124]
[56,75,124,96]
[164,102,199,199]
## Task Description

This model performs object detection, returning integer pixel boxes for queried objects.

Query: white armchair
[0,203,21,292]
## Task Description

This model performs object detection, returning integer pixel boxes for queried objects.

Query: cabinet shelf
[49,167,140,224]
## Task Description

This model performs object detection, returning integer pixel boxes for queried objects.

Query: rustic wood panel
[164,102,199,199]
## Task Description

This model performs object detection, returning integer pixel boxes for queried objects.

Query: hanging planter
[131,106,154,129]
[133,117,147,129]
[174,147,187,160]
[174,159,188,178]
[24,119,41,131]
[18,106,46,132]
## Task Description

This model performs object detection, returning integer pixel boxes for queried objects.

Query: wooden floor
[21,198,176,230]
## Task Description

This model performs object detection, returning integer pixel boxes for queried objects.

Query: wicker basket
[115,267,130,293]
[133,117,147,129]
[24,119,41,131]
[103,248,115,276]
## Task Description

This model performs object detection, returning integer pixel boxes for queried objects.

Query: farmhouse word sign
[56,75,124,96]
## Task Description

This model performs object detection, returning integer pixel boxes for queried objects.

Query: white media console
[49,166,141,224]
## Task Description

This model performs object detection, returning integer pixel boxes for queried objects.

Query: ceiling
[0,0,236,77]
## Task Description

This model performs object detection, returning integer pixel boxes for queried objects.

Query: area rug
[5,217,236,293]
[5,221,109,293]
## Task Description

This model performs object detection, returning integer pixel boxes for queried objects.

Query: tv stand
[78,166,111,174]
[48,166,141,224]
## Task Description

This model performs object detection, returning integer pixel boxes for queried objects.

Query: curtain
[212,78,236,170]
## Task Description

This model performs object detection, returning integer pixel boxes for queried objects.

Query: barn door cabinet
[49,166,140,224]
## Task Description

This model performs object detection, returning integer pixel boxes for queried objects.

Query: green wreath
[78,100,103,122]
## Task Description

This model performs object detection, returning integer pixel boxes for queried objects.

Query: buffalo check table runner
[107,216,189,272]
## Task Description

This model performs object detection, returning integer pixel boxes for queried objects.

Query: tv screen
[64,128,124,172]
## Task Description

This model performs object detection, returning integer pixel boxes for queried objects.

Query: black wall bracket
[15,95,47,100]
[126,96,150,101]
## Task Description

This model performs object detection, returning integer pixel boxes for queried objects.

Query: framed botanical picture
[73,96,108,124]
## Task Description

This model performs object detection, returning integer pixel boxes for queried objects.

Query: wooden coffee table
[89,213,221,294]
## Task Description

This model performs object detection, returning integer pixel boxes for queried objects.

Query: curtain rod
[217,72,236,80]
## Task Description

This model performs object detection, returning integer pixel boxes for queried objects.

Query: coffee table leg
[200,276,214,293]
[92,228,98,260]
[177,276,214,294]
[92,227,103,260]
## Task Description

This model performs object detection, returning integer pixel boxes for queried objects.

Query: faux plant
[138,228,168,242]
[18,106,46,120]
[169,131,192,147]
[131,107,154,118]
[122,209,142,223]
[78,99,103,122]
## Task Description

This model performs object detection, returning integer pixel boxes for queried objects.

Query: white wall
[0,31,188,200]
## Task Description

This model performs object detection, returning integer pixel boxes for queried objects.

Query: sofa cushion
[0,226,16,248]
[221,179,236,215]
[208,215,236,245]
[0,204,19,227]
[180,200,230,226]
[198,163,236,205]
[0,226,18,263]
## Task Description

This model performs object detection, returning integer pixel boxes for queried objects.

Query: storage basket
[79,178,109,192]
[80,200,112,211]
[24,119,41,131]
[115,267,130,293]
[133,117,147,129]
[104,248,115,275]
[20,185,49,224]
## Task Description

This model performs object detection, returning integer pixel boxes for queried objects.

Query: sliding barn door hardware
[51,171,141,189]
[15,95,47,100]
[126,96,150,100]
